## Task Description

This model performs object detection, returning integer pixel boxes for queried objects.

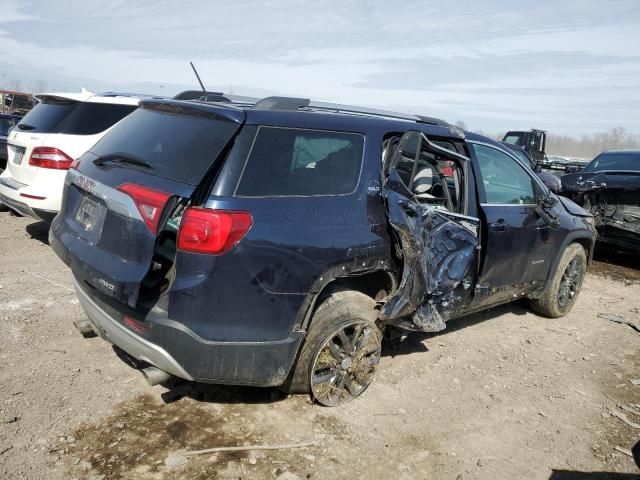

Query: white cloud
[0,0,639,134]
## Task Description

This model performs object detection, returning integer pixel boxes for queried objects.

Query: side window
[471,144,537,205]
[235,127,364,196]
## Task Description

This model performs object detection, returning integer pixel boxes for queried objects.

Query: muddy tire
[283,289,382,406]
[530,243,587,318]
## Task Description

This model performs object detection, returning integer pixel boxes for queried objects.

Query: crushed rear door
[378,131,479,332]
[50,101,244,307]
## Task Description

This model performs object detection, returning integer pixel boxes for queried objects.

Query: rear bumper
[74,277,194,380]
[72,276,304,386]
[0,173,59,221]
[0,188,57,222]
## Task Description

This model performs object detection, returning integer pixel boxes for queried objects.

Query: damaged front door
[379,131,480,332]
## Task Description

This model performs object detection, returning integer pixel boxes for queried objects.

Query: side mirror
[535,194,560,228]
[564,165,580,174]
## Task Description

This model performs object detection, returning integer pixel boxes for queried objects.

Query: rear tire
[283,289,382,406]
[530,243,587,318]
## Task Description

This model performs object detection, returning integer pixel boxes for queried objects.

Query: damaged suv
[562,150,639,252]
[50,96,596,406]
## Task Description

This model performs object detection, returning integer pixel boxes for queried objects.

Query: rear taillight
[29,147,74,170]
[177,208,252,255]
[69,158,81,170]
[117,183,171,235]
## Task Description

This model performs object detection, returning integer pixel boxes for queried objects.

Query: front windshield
[582,152,640,173]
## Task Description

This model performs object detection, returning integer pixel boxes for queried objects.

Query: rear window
[17,100,136,135]
[582,152,640,173]
[235,127,364,196]
[88,108,239,185]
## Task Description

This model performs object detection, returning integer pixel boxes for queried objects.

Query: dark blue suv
[50,96,596,406]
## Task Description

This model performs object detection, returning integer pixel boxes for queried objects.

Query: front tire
[530,243,587,318]
[284,289,382,406]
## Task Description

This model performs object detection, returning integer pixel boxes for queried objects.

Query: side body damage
[378,130,480,332]
[379,195,479,332]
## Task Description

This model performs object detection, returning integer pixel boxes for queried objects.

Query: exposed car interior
[384,132,464,213]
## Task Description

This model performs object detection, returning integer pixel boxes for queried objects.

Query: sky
[1,0,639,135]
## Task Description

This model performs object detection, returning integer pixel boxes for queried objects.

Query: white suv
[0,91,141,222]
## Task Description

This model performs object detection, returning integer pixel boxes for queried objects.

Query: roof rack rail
[306,101,419,122]
[248,95,453,129]
[254,96,311,110]
[416,115,450,127]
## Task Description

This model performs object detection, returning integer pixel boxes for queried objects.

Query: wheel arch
[295,266,397,333]
[548,232,595,284]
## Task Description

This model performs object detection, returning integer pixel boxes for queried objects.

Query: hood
[562,170,640,193]
[557,195,591,217]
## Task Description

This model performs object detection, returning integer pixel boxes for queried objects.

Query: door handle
[489,220,507,232]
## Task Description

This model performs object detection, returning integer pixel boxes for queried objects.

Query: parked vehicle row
[502,128,589,176]
[13,92,593,406]
[0,91,142,221]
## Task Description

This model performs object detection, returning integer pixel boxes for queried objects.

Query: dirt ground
[0,212,639,480]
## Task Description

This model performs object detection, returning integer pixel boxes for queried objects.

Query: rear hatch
[51,100,245,307]
[5,96,137,185]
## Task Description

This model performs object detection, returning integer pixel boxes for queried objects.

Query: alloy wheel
[310,321,382,406]
[558,256,585,309]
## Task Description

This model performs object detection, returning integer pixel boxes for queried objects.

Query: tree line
[543,127,640,159]
[455,121,640,160]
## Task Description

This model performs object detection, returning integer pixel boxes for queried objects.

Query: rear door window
[17,100,136,135]
[235,127,364,196]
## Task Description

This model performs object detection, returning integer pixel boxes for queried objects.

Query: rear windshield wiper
[17,124,36,131]
[93,153,152,169]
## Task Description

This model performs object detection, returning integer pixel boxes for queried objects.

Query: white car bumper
[0,169,65,221]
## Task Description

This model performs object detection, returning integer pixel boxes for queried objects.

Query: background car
[0,91,142,222]
[561,150,640,252]
[0,113,21,171]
